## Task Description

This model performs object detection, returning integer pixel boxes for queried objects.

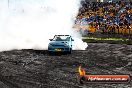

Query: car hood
[49,41,68,46]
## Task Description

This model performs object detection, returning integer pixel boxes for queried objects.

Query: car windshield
[52,36,70,41]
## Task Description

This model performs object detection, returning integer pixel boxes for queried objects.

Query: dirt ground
[0,43,132,88]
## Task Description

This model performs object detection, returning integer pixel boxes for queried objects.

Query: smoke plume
[0,0,87,51]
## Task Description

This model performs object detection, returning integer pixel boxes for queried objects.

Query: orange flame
[78,66,86,76]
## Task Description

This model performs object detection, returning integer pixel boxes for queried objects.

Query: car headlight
[64,44,69,47]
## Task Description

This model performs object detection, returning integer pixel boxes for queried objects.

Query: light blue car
[48,35,74,54]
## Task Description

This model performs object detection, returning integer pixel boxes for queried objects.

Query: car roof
[55,35,71,37]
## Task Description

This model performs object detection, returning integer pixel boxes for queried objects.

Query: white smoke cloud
[0,0,87,51]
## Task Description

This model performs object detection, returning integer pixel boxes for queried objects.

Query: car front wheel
[68,48,72,54]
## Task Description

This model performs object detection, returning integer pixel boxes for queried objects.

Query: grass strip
[82,37,129,41]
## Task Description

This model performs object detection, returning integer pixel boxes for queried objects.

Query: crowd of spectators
[74,1,132,35]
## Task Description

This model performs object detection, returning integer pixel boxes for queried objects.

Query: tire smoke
[0,0,87,51]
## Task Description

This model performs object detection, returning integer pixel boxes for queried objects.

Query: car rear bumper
[48,47,71,52]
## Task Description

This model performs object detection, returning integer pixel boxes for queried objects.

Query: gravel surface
[0,43,132,88]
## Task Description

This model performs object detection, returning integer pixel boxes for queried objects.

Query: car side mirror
[49,39,53,41]
[71,38,74,41]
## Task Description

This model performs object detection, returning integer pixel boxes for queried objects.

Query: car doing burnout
[48,35,74,54]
